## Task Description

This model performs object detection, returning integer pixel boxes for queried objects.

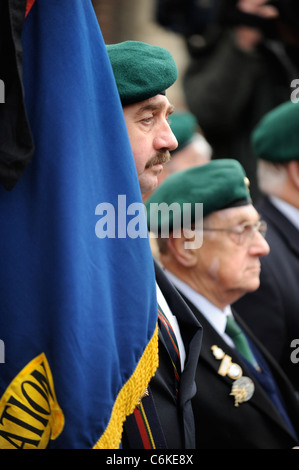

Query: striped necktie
[157,304,181,394]
[225,316,260,370]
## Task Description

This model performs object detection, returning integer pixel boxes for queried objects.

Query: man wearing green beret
[235,101,299,393]
[145,158,299,448]
[106,40,177,195]
[106,40,202,449]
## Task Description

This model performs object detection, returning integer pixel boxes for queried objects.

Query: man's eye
[233,224,249,235]
[142,117,153,124]
[240,224,258,237]
[243,225,252,234]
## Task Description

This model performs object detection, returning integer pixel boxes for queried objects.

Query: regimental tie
[158,304,181,395]
[225,315,260,372]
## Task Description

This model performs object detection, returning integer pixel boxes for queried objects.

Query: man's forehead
[212,205,259,223]
[134,95,175,115]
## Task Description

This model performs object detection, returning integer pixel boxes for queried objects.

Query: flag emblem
[0,353,64,449]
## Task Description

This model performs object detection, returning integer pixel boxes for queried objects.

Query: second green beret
[106,41,178,106]
[145,159,251,234]
[169,111,198,153]
[252,101,299,163]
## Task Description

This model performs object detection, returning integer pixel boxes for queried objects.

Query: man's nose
[154,122,178,152]
[250,231,270,257]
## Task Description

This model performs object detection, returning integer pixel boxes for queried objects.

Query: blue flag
[0,0,158,449]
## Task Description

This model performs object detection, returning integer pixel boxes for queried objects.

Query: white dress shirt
[270,196,299,231]
[156,282,186,371]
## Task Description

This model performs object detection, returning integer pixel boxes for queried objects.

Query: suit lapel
[258,197,299,257]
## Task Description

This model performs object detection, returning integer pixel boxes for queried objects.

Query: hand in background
[234,0,279,50]
[237,0,279,18]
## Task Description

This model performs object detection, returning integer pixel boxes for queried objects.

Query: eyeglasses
[202,220,267,246]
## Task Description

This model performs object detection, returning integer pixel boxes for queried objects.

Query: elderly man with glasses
[145,158,299,449]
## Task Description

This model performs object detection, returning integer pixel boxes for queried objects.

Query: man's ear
[288,160,299,189]
[167,232,198,267]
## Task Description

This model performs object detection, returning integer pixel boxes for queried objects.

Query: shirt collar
[270,196,299,231]
[164,270,232,338]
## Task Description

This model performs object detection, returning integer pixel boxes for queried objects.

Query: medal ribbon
[158,305,181,395]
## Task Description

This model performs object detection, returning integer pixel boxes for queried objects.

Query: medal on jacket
[230,377,254,407]
[211,345,255,407]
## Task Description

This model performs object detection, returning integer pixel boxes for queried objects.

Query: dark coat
[150,262,203,449]
[181,293,299,449]
[183,32,296,202]
[235,196,299,392]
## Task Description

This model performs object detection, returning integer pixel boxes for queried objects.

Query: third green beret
[145,159,251,234]
[169,111,198,153]
[106,41,178,106]
[252,101,299,163]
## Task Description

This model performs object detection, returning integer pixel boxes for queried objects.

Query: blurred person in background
[156,0,299,202]
[234,101,299,394]
[156,110,212,186]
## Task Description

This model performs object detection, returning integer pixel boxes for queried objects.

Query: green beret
[145,159,251,234]
[106,41,178,106]
[252,101,299,163]
[169,111,198,153]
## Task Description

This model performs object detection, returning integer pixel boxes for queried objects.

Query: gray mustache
[145,151,171,169]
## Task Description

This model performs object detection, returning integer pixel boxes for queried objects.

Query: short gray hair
[257,160,288,196]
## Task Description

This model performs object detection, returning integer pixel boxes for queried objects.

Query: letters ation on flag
[0,354,64,449]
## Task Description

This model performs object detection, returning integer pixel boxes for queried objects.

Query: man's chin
[245,279,261,293]
[140,174,159,196]
[152,163,164,174]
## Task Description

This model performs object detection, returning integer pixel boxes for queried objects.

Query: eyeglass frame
[202,219,268,245]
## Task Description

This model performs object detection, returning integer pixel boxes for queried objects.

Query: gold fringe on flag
[93,323,159,449]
